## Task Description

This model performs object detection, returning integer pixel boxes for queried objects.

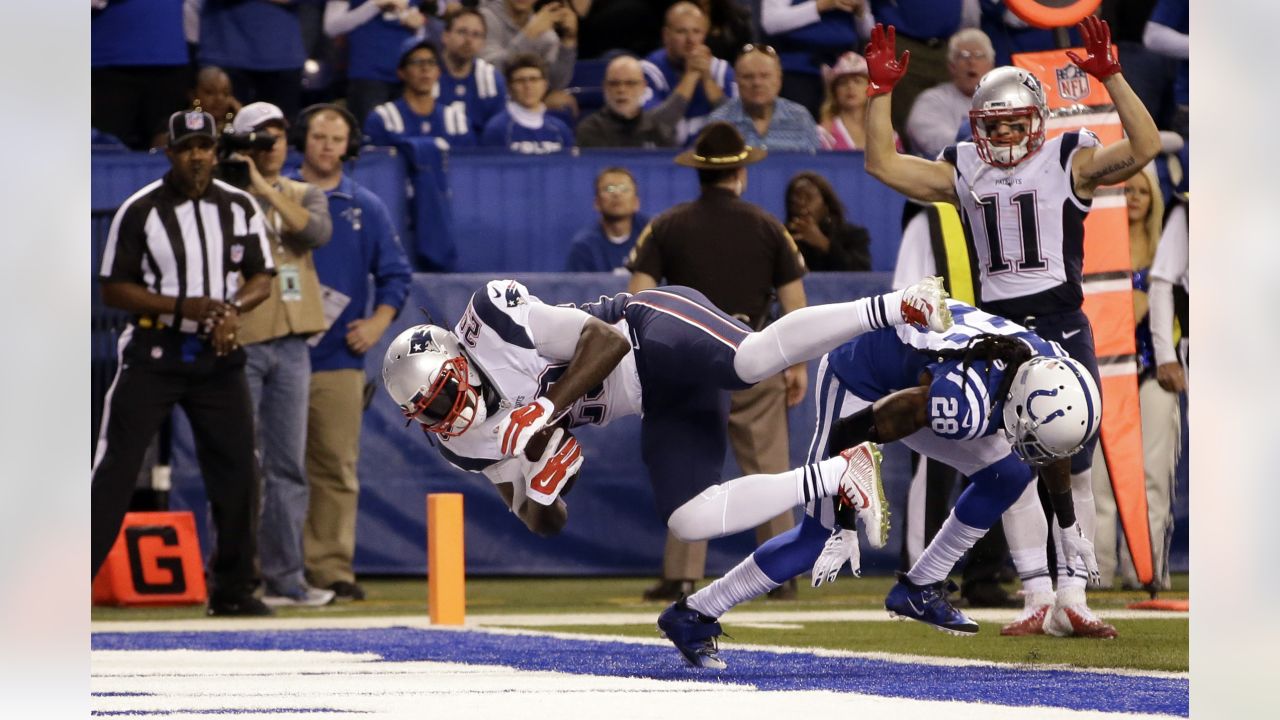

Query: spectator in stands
[229,102,336,609]
[439,6,508,138]
[93,110,275,617]
[192,66,243,136]
[198,0,308,121]
[697,0,754,63]
[479,0,583,113]
[1143,0,1188,138]
[293,105,413,602]
[980,0,1080,67]
[92,0,191,151]
[481,54,576,154]
[870,0,977,135]
[576,55,690,148]
[627,121,808,601]
[566,167,649,273]
[641,1,736,146]
[709,45,820,152]
[905,27,993,159]
[817,50,902,152]
[784,171,871,271]
[364,38,479,147]
[1091,164,1180,590]
[323,1,435,125]
[761,0,874,121]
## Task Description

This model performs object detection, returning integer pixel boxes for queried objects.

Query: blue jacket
[480,111,574,154]
[565,213,650,272]
[199,0,305,71]
[297,174,412,372]
[871,0,963,41]
[92,0,187,67]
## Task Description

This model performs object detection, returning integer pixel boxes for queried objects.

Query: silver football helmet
[1002,355,1102,466]
[969,66,1049,168]
[382,324,486,436]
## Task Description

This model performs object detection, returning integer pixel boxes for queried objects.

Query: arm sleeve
[285,184,333,251]
[548,42,576,91]
[480,116,505,147]
[323,0,382,37]
[527,302,591,361]
[1148,279,1177,366]
[363,106,391,146]
[835,223,872,271]
[624,220,662,278]
[367,197,412,312]
[771,222,808,286]
[648,90,690,129]
[761,0,822,35]
[99,201,149,283]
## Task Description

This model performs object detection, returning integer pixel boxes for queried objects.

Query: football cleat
[837,442,889,548]
[999,592,1054,636]
[1045,602,1119,639]
[885,573,979,635]
[657,597,727,669]
[900,276,953,333]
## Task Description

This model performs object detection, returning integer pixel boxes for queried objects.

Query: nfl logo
[230,243,244,263]
[1055,64,1090,102]
[185,112,205,130]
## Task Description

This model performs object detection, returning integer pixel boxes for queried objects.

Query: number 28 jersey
[944,130,1100,317]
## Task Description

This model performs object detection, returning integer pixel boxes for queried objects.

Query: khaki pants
[889,35,952,143]
[662,373,797,580]
[1091,377,1182,589]
[303,368,366,586]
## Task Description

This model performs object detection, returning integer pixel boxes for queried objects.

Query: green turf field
[92,574,1188,673]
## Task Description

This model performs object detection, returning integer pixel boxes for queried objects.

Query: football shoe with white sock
[1044,586,1118,639]
[836,442,888,548]
[885,572,979,635]
[657,598,727,669]
[900,276,954,333]
[999,591,1054,636]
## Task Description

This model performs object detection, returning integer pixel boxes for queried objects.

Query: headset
[291,103,362,161]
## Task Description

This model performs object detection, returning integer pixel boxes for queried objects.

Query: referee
[92,109,276,617]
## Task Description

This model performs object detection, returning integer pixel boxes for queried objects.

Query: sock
[1002,476,1052,593]
[753,515,831,580]
[733,293,903,384]
[666,459,842,541]
[1056,469,1096,588]
[686,555,779,619]
[906,511,986,585]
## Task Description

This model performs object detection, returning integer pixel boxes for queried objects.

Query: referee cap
[167,110,217,148]
[232,102,288,134]
[674,121,767,169]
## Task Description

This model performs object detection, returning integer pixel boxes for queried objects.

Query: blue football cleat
[657,597,727,669]
[885,572,979,635]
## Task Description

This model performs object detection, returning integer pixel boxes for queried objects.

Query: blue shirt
[347,0,432,82]
[437,58,508,137]
[199,0,305,71]
[565,213,650,272]
[1149,0,1189,105]
[92,0,187,67]
[709,97,820,152]
[480,110,574,154]
[364,96,478,148]
[871,0,963,41]
[294,174,412,372]
[640,49,735,146]
[764,1,861,77]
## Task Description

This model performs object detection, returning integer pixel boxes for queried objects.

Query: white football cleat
[837,442,888,549]
[1044,587,1118,639]
[900,276,953,333]
[1000,591,1054,636]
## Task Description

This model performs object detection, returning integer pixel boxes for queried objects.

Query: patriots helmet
[382,324,486,437]
[1002,355,1102,465]
[969,66,1049,168]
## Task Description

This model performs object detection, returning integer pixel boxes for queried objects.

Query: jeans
[244,336,312,597]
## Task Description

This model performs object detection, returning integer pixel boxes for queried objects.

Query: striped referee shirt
[99,173,275,334]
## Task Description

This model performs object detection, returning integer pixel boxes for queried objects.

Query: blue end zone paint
[93,710,366,716]
[93,628,1187,716]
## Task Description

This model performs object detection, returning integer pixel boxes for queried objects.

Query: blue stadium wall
[91,150,1189,577]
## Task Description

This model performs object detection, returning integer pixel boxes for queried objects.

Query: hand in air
[865,24,910,97]
[1066,15,1121,80]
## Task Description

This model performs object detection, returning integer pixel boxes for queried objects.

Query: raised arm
[862,24,958,203]
[1067,16,1161,192]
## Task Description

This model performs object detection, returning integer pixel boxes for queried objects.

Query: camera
[214,129,277,189]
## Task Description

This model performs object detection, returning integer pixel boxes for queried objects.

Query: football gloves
[497,396,556,458]
[865,23,910,97]
[522,428,583,506]
[1066,15,1122,81]
[811,527,861,588]
[1057,520,1102,585]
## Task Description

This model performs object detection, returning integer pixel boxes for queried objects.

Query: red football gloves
[524,429,584,506]
[1066,15,1122,81]
[497,396,556,458]
[865,23,910,98]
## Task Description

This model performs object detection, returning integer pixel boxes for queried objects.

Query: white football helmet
[969,66,1049,168]
[1002,355,1102,466]
[382,324,486,436]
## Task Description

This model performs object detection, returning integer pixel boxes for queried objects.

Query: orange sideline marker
[427,493,465,624]
[92,511,207,606]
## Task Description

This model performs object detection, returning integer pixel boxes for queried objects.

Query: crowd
[91,0,1190,623]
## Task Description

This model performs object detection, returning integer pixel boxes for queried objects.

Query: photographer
[228,102,336,608]
[479,0,586,112]
[92,110,275,617]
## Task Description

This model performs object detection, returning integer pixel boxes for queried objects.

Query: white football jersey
[945,131,1099,310]
[438,280,642,480]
